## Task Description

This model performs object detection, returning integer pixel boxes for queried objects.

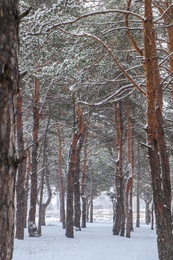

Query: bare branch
[125,0,143,56]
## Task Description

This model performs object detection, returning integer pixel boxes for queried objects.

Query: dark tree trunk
[0,1,19,258]
[38,115,50,236]
[24,147,31,228]
[40,204,46,226]
[126,99,134,238]
[125,177,133,238]
[29,78,40,228]
[145,201,151,225]
[81,197,87,228]
[15,89,27,240]
[136,145,140,228]
[113,102,125,237]
[66,134,77,238]
[89,172,93,223]
[57,125,65,229]
[66,101,85,238]
[74,133,85,230]
[81,132,88,228]
[151,203,154,230]
[144,1,173,258]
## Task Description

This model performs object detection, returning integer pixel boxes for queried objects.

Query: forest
[1,0,173,259]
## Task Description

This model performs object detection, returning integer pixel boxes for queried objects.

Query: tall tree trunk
[16,89,27,239]
[24,147,31,228]
[136,145,140,228]
[29,77,40,228]
[81,132,88,228]
[66,100,85,238]
[38,115,50,236]
[144,1,173,258]
[126,99,134,238]
[89,170,93,223]
[0,1,19,258]
[113,102,125,236]
[57,125,65,229]
[74,133,85,230]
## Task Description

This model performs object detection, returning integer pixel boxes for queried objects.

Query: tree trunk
[40,204,47,226]
[24,147,31,228]
[81,131,88,228]
[0,1,19,258]
[89,171,93,223]
[57,125,65,229]
[125,177,133,238]
[113,102,125,236]
[15,89,27,239]
[38,115,50,236]
[126,99,134,238]
[29,77,40,229]
[74,133,85,230]
[136,145,140,228]
[66,100,85,238]
[151,203,154,230]
[145,201,151,225]
[144,1,173,258]
[66,133,78,238]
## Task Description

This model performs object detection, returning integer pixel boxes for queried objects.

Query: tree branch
[18,7,32,22]
[53,27,146,96]
[47,9,144,32]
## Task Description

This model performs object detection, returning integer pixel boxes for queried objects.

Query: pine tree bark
[66,101,85,238]
[74,133,85,230]
[57,125,65,229]
[29,77,40,228]
[136,145,140,228]
[0,1,19,258]
[16,89,27,239]
[89,170,93,223]
[144,1,173,258]
[81,132,88,228]
[113,102,125,236]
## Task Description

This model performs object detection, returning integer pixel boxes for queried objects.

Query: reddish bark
[144,1,173,258]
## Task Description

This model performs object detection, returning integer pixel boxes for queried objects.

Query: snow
[13,221,158,260]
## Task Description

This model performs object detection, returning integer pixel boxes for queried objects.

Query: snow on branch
[47,9,144,32]
[51,27,146,96]
[154,4,173,23]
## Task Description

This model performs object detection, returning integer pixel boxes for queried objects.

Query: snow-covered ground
[13,221,158,260]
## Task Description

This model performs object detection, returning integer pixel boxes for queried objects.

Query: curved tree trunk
[0,1,19,258]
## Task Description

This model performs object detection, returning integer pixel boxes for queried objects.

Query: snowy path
[13,222,158,260]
